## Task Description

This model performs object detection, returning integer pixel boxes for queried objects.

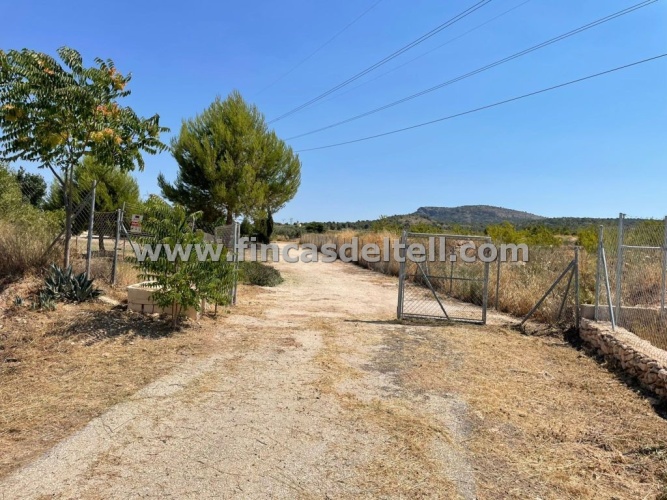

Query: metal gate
[397,232,491,324]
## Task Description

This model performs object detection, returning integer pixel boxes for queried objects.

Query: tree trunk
[63,168,73,268]
[266,210,274,242]
[99,233,106,253]
[226,209,233,225]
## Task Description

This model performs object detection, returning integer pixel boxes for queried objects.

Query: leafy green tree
[159,91,265,224]
[134,196,235,326]
[252,131,301,242]
[0,164,28,218]
[486,222,523,244]
[240,217,253,237]
[15,167,47,207]
[159,91,300,229]
[304,222,325,234]
[577,226,599,254]
[0,47,167,266]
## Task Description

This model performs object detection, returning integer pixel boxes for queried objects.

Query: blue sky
[3,0,666,222]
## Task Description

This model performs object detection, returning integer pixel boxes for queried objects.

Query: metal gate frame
[397,231,491,324]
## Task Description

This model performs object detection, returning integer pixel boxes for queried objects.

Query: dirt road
[2,251,666,498]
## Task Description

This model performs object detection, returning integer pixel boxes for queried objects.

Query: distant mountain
[414,205,544,226]
[291,205,633,235]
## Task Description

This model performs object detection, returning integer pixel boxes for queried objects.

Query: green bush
[133,196,236,325]
[240,261,283,287]
[409,222,441,234]
[0,165,62,279]
[304,222,326,234]
[577,226,598,254]
[486,222,562,246]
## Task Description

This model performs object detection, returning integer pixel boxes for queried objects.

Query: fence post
[495,257,501,310]
[602,247,616,331]
[661,215,667,314]
[482,252,490,325]
[615,213,625,325]
[85,181,97,276]
[449,261,454,294]
[111,208,122,285]
[121,202,127,260]
[594,225,603,320]
[575,246,580,331]
[397,230,407,319]
[232,221,240,306]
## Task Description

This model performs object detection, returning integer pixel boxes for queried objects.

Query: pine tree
[159,91,301,231]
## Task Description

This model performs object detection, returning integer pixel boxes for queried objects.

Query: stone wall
[580,319,667,399]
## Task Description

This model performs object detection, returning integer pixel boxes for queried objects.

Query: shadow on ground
[49,307,178,343]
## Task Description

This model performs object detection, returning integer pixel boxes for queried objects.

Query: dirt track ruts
[0,250,475,499]
[4,246,667,499]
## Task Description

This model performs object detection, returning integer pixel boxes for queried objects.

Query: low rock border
[580,319,667,399]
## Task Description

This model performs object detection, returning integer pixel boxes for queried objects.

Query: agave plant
[43,264,74,300]
[70,271,102,302]
[41,264,102,304]
[37,291,56,311]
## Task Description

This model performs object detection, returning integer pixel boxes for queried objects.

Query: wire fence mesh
[505,246,580,327]
[300,232,581,328]
[399,233,491,323]
[597,215,667,350]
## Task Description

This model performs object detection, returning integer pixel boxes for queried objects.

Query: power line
[288,0,657,140]
[255,0,385,97]
[295,53,667,152]
[315,0,534,109]
[268,0,495,124]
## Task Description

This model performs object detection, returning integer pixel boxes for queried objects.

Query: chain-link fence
[41,182,97,275]
[594,214,667,350]
[398,232,491,324]
[516,246,580,330]
[301,232,583,330]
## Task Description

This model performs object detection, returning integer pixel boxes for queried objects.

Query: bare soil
[1,251,667,499]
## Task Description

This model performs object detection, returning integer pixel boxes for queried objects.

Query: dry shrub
[71,254,138,285]
[0,220,60,280]
[114,260,140,287]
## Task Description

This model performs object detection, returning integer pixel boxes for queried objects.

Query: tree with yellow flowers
[0,47,168,265]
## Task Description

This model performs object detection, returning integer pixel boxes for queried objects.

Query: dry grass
[0,221,61,280]
[308,317,459,498]
[0,284,218,479]
[391,323,667,499]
